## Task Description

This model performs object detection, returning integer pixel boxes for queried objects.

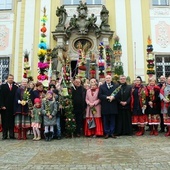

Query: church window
[0,0,12,10]
[152,0,169,6]
[155,55,170,80]
[63,0,102,5]
[0,57,10,82]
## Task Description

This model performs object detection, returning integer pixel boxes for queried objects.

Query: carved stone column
[52,32,68,77]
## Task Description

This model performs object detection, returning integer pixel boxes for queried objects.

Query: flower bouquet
[91,107,97,114]
[21,89,30,106]
[107,85,121,102]
[149,89,154,108]
[165,93,170,102]
[45,100,50,116]
[140,88,147,114]
[111,85,122,97]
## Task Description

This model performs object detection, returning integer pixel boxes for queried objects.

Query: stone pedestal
[52,32,68,77]
[99,31,114,45]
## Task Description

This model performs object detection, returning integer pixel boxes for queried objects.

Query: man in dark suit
[0,74,18,139]
[72,78,86,137]
[116,75,132,136]
[98,75,119,139]
[157,75,166,132]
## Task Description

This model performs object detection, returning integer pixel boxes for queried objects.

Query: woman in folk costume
[159,76,170,136]
[14,78,31,140]
[84,78,103,137]
[131,76,148,136]
[146,77,161,136]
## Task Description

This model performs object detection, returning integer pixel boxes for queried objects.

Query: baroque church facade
[0,0,170,82]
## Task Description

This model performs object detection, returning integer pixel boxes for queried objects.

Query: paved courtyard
[0,132,170,170]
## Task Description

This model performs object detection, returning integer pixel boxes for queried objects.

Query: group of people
[0,73,169,141]
[0,75,60,141]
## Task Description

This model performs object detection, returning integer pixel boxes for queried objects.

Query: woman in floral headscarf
[146,77,160,136]
[14,78,31,140]
[84,78,103,137]
[131,76,148,136]
[160,76,170,136]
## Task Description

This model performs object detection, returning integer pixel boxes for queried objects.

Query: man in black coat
[0,74,18,139]
[98,75,119,139]
[157,75,166,132]
[116,75,132,136]
[72,78,86,137]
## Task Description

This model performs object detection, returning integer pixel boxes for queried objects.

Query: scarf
[131,84,148,111]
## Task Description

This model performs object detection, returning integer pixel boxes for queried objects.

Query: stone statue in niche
[100,5,110,31]
[56,5,67,30]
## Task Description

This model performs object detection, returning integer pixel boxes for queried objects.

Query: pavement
[0,132,170,170]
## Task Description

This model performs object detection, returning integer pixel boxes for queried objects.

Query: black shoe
[48,132,54,141]
[44,132,49,141]
[9,136,16,139]
[57,136,61,140]
[159,129,165,133]
[2,137,7,140]
[111,134,117,138]
[104,134,109,139]
[76,134,81,137]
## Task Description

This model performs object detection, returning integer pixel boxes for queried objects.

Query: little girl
[31,98,42,141]
[42,91,57,141]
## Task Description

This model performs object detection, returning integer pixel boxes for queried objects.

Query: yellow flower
[38,49,47,56]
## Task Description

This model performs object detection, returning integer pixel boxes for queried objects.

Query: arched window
[63,0,102,5]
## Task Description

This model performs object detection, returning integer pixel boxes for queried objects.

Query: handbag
[87,109,96,129]
[87,117,96,129]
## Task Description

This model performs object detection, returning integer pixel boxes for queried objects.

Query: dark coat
[14,87,29,114]
[117,83,132,110]
[98,82,119,115]
[31,90,42,103]
[145,85,161,115]
[0,82,18,113]
[72,86,86,112]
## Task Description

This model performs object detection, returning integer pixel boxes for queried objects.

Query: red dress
[131,85,148,125]
[84,88,103,136]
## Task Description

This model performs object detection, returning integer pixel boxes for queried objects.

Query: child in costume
[31,98,42,140]
[41,91,57,141]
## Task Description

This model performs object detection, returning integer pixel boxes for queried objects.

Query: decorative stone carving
[100,5,110,31]
[77,1,88,18]
[65,1,101,37]
[155,21,169,48]
[52,1,114,75]
[0,25,9,50]
[56,5,67,31]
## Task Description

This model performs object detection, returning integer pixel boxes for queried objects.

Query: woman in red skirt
[84,78,103,137]
[146,77,160,136]
[131,76,148,136]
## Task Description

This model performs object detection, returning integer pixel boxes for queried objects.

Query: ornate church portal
[52,1,114,79]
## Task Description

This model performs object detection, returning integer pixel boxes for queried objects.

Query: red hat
[34,98,41,104]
